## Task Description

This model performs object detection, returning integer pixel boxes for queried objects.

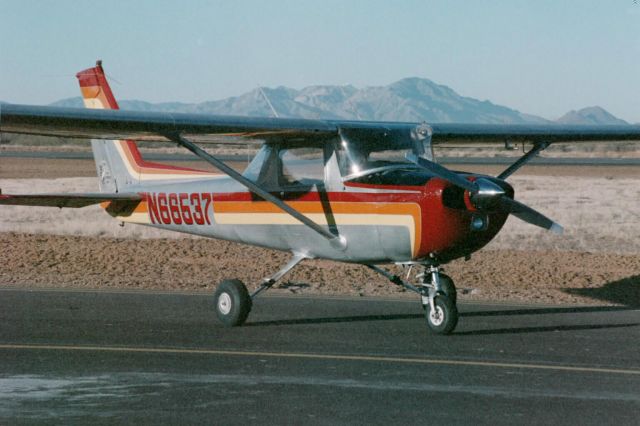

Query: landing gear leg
[366,263,459,335]
[420,265,458,335]
[420,267,457,307]
[213,253,307,327]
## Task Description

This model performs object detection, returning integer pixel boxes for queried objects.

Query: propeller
[496,196,563,234]
[406,154,563,234]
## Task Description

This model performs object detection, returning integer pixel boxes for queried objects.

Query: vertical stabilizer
[77,61,141,192]
[76,61,216,193]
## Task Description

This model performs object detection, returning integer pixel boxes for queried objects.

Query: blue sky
[1,0,639,122]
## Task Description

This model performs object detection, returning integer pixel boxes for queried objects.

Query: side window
[279,147,325,187]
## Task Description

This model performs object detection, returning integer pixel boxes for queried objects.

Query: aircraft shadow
[454,322,640,336]
[246,313,422,327]
[248,314,639,336]
[248,305,639,334]
[460,305,632,318]
[562,274,640,307]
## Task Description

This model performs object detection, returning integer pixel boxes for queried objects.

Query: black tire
[425,294,458,335]
[439,274,457,305]
[213,279,252,327]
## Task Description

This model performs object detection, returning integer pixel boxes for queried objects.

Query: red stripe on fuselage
[212,190,423,204]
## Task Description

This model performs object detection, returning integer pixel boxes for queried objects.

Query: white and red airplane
[2,61,639,334]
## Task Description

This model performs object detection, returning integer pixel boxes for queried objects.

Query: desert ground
[1,155,639,306]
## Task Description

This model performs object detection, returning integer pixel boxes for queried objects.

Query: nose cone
[470,177,511,210]
[415,176,512,262]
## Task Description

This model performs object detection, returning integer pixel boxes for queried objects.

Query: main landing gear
[213,254,458,335]
[367,264,459,335]
[213,279,252,326]
[213,254,306,327]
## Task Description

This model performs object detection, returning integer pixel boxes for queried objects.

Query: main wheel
[439,274,457,305]
[425,294,458,335]
[214,279,252,327]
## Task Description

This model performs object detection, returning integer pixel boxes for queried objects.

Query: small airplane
[2,61,640,334]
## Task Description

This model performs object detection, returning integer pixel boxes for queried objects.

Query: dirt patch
[1,233,639,306]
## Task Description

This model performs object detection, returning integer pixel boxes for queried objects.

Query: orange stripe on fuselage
[101,196,421,257]
[116,198,419,227]
[133,201,148,213]
[214,200,417,215]
[214,200,422,256]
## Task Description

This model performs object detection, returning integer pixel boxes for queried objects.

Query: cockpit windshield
[336,126,434,180]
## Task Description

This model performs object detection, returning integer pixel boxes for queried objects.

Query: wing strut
[168,133,347,250]
[497,141,549,180]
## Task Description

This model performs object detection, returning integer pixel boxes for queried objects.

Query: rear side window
[279,147,325,186]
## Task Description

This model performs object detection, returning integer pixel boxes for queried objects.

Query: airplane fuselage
[105,172,510,264]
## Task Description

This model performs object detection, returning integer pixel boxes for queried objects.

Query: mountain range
[38,77,631,126]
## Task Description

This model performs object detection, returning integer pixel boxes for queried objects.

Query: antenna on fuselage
[257,85,280,118]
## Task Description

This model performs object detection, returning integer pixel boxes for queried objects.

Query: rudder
[77,61,141,192]
[77,61,216,192]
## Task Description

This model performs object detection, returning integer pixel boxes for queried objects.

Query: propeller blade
[406,154,563,235]
[406,154,479,193]
[497,196,563,234]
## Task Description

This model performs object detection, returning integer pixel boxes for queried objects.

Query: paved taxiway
[3,149,640,166]
[1,288,639,424]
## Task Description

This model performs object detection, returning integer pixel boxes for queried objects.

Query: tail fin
[76,61,215,192]
[77,61,138,192]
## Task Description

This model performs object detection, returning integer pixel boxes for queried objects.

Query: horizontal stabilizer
[0,192,142,208]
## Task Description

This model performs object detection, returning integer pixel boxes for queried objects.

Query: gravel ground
[1,233,638,306]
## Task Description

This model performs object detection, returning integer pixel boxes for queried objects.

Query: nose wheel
[367,263,460,335]
[425,294,458,334]
[421,266,459,335]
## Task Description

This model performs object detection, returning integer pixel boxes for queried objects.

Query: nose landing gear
[367,263,459,335]
[419,265,458,334]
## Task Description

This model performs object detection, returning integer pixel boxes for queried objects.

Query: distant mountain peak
[556,106,628,125]
[46,80,629,126]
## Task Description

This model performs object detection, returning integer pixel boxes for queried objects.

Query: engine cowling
[414,175,513,262]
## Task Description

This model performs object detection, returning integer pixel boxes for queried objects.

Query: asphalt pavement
[1,287,639,425]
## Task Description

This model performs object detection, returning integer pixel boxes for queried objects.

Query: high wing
[0,103,338,143]
[2,103,640,144]
[0,192,142,208]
